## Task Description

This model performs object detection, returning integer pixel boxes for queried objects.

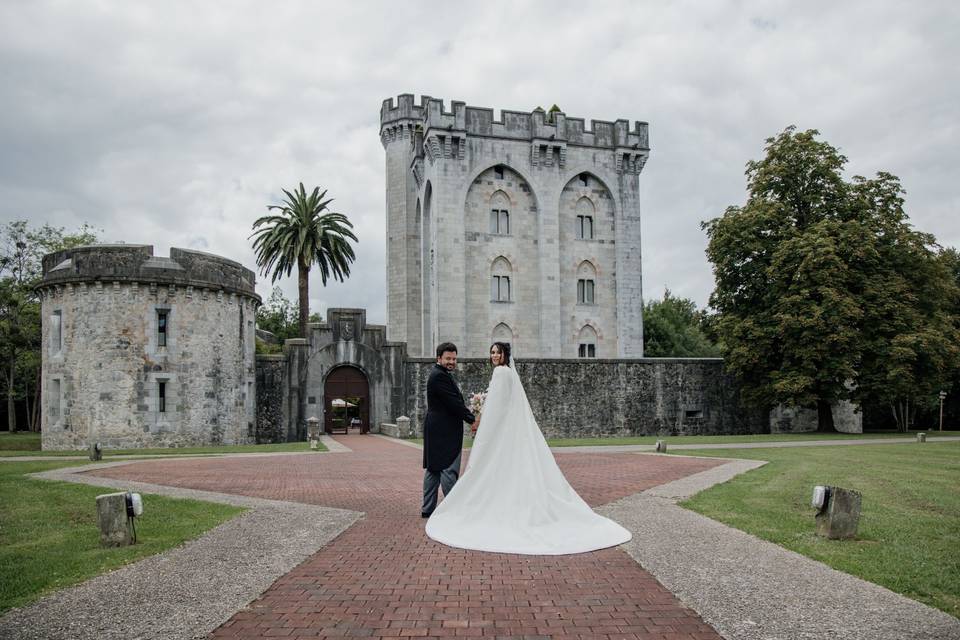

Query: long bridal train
[425,364,631,555]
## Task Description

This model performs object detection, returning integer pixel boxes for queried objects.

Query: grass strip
[674,442,960,619]
[0,460,245,614]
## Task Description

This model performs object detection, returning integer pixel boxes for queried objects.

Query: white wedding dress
[425,364,632,555]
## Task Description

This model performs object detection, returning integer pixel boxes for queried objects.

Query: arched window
[576,261,597,305]
[491,256,512,302]
[492,322,513,345]
[489,190,510,235]
[578,325,597,358]
[575,197,595,240]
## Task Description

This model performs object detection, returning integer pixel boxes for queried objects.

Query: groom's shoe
[420,511,432,518]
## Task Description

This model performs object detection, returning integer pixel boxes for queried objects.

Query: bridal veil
[425,364,632,555]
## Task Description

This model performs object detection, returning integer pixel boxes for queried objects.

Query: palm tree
[250,183,358,338]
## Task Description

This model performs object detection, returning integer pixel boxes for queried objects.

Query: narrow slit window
[51,310,63,353]
[157,310,168,348]
[494,165,504,180]
[50,378,62,421]
[158,380,167,413]
[579,173,589,187]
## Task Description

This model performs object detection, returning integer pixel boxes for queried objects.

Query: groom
[421,342,476,518]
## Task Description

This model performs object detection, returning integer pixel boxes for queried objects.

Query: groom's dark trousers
[421,363,475,516]
[421,452,461,515]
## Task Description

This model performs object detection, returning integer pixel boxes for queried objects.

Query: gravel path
[0,462,360,640]
[600,461,960,640]
[3,444,958,639]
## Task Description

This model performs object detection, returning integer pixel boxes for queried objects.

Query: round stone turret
[36,245,261,450]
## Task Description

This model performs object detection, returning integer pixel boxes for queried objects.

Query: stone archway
[324,366,370,434]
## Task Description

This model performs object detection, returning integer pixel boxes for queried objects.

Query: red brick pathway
[88,437,726,639]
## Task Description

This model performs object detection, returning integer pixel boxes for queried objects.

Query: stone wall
[255,355,287,443]
[401,358,766,438]
[37,245,260,450]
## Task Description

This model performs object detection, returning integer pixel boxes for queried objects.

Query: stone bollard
[655,440,667,453]
[814,486,862,539]
[306,416,320,449]
[397,416,411,439]
[89,442,102,461]
[917,432,926,443]
[96,492,132,547]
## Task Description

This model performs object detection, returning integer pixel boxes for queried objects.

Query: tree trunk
[891,399,911,432]
[23,371,30,433]
[816,398,836,432]
[7,360,16,432]
[31,368,41,432]
[297,260,310,339]
[295,260,309,441]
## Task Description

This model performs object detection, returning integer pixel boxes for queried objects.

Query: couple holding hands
[420,341,631,555]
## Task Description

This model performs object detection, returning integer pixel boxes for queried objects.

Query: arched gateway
[264,308,407,441]
[323,366,369,434]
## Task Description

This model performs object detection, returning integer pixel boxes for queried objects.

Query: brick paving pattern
[88,436,726,639]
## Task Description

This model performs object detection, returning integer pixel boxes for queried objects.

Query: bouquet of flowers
[469,390,487,418]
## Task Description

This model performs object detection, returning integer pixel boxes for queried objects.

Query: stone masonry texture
[37,245,260,450]
[380,95,649,359]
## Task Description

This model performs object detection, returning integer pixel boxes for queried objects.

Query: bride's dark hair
[489,342,511,367]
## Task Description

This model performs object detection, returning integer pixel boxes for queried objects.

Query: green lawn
[675,442,960,618]
[0,432,326,457]
[0,460,245,614]
[406,430,960,449]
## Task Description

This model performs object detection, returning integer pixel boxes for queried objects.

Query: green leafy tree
[703,127,958,431]
[250,183,357,339]
[0,221,98,431]
[255,286,299,343]
[850,178,960,430]
[643,289,721,357]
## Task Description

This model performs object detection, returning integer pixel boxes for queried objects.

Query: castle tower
[36,245,261,450]
[380,94,426,356]
[380,96,650,359]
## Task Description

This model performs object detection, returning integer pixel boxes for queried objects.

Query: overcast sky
[2,1,957,324]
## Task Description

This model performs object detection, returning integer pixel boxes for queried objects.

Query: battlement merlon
[379,94,649,151]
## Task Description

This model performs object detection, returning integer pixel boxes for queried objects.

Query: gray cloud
[1,1,957,322]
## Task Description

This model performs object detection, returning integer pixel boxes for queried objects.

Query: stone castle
[37,96,793,450]
[380,95,650,358]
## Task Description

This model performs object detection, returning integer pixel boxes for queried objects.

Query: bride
[424,342,632,555]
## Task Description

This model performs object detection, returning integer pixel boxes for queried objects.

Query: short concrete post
[655,440,667,453]
[815,486,862,539]
[306,416,320,448]
[96,492,132,547]
[917,432,926,443]
[89,442,102,461]
[397,416,411,439]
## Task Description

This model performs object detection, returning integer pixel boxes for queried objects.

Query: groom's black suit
[423,364,475,473]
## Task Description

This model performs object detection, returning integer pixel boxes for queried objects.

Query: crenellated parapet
[380,94,649,151]
[37,245,260,304]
